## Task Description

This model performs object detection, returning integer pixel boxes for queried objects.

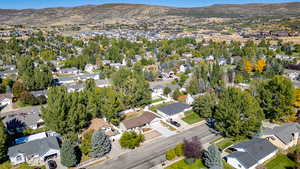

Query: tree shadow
[6,118,27,134]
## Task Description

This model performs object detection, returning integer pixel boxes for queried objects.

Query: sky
[1,0,300,9]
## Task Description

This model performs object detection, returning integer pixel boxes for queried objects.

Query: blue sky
[1,0,300,9]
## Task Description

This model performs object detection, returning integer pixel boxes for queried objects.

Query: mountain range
[1,2,300,26]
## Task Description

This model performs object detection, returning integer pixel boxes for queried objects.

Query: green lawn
[165,159,234,169]
[265,153,299,169]
[216,137,248,150]
[165,159,207,169]
[150,98,165,104]
[0,161,46,169]
[181,111,204,124]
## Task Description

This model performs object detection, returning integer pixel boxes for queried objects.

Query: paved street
[88,124,220,169]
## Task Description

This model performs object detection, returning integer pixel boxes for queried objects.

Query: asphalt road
[88,124,220,169]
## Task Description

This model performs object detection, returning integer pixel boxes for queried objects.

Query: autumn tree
[294,88,300,107]
[244,59,253,74]
[256,59,266,73]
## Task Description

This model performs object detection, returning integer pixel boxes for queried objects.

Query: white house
[225,138,278,169]
[0,94,12,106]
[8,136,60,165]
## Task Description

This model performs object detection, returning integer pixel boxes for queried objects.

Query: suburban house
[84,64,97,73]
[157,102,192,119]
[0,93,12,106]
[151,84,181,98]
[119,111,160,131]
[95,79,111,88]
[8,136,60,165]
[58,67,80,75]
[225,138,278,169]
[2,107,43,134]
[260,123,300,150]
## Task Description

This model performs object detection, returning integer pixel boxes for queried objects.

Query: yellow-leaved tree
[256,59,266,73]
[293,88,300,107]
[244,60,253,74]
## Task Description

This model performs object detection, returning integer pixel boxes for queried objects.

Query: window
[16,155,22,162]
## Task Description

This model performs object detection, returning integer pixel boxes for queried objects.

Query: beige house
[260,123,300,150]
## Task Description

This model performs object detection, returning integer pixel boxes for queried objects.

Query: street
[88,124,220,169]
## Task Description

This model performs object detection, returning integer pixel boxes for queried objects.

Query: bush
[80,130,94,155]
[293,149,300,163]
[119,131,144,149]
[175,144,184,157]
[184,158,195,165]
[166,149,176,161]
[19,91,38,105]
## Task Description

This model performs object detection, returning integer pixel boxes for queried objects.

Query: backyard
[181,111,203,124]
[265,153,300,169]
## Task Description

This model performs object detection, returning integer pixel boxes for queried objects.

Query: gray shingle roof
[227,138,277,168]
[8,136,60,158]
[157,102,191,116]
[262,123,300,145]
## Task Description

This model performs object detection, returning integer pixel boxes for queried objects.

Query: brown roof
[122,112,159,130]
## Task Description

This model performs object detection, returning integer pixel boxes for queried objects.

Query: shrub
[166,149,176,161]
[119,131,144,149]
[293,149,300,163]
[80,130,93,155]
[175,144,184,157]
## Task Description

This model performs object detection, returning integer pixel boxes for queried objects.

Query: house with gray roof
[225,138,278,169]
[2,106,43,134]
[260,123,300,150]
[157,102,191,119]
[8,136,60,165]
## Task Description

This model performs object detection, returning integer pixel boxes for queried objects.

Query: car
[47,160,57,169]
[170,120,181,127]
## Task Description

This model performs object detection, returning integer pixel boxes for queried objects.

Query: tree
[255,76,295,121]
[294,88,300,107]
[119,131,144,149]
[256,59,266,73]
[166,149,176,161]
[203,144,223,169]
[61,139,78,167]
[192,92,217,118]
[89,130,111,158]
[163,87,171,96]
[184,136,204,159]
[214,87,264,137]
[19,91,38,105]
[0,121,7,162]
[175,144,184,157]
[42,86,89,135]
[172,88,181,100]
[12,81,25,98]
[244,59,253,74]
[80,130,94,155]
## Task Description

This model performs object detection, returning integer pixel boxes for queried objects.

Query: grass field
[216,137,248,150]
[181,111,203,124]
[165,159,235,169]
[0,161,46,169]
[265,153,300,169]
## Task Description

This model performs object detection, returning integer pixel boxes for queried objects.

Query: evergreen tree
[61,139,78,167]
[0,121,7,162]
[204,144,223,169]
[89,130,111,158]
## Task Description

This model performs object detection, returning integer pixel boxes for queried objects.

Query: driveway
[151,121,176,137]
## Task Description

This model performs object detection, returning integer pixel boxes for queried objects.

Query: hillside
[1,2,300,26]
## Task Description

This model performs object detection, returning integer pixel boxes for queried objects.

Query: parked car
[47,160,57,169]
[169,120,181,127]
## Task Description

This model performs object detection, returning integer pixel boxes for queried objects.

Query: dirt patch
[144,130,161,141]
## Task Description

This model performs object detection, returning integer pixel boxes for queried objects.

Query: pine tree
[89,130,111,158]
[60,139,78,167]
[0,121,7,162]
[204,144,223,169]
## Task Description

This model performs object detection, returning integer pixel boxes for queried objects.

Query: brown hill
[1,2,300,26]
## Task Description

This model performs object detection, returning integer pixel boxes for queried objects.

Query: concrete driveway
[151,121,176,137]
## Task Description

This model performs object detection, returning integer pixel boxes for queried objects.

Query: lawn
[165,159,207,169]
[181,111,203,124]
[0,161,46,169]
[150,97,165,104]
[265,153,299,169]
[216,137,248,150]
[165,159,235,169]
